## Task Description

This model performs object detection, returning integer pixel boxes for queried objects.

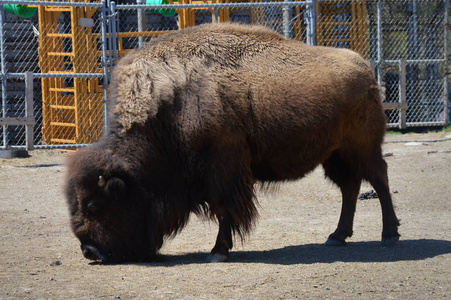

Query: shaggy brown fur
[66,23,400,263]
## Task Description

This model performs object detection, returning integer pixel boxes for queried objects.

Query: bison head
[65,148,162,263]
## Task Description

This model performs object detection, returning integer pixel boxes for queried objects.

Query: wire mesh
[0,0,449,149]
[374,0,448,127]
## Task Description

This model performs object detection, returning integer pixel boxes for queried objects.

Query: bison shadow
[17,164,62,168]
[140,239,451,266]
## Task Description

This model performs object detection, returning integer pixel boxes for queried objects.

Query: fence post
[0,4,7,148]
[108,1,119,66]
[305,0,316,45]
[407,0,419,60]
[101,0,110,133]
[213,7,219,23]
[112,1,119,63]
[137,0,145,47]
[444,0,449,126]
[376,0,382,88]
[282,0,293,39]
[25,72,34,151]
[399,59,407,129]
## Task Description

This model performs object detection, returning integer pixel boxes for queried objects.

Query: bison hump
[111,55,191,131]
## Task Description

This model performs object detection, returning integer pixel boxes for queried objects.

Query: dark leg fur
[365,158,400,246]
[206,215,233,263]
[323,151,362,246]
[205,143,257,263]
[323,150,400,246]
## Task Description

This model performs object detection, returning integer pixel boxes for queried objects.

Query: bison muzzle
[65,23,400,263]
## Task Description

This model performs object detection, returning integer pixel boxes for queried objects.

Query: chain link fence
[0,0,449,150]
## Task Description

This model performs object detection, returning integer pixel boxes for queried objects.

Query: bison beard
[65,23,400,263]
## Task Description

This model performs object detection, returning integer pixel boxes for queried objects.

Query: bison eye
[87,202,101,215]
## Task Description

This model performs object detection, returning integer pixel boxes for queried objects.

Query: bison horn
[98,176,106,188]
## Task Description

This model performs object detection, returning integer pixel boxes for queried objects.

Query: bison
[65,23,400,263]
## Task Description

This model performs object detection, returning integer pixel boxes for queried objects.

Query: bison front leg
[206,215,233,263]
[204,142,256,263]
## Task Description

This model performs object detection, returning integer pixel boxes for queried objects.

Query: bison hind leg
[323,149,400,246]
[362,157,400,246]
[322,151,362,246]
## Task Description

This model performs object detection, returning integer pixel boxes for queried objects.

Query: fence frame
[0,0,449,150]
[380,59,408,129]
[0,0,108,149]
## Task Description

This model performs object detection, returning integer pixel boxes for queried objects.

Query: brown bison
[65,23,400,263]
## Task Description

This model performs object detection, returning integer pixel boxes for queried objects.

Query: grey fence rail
[0,0,449,150]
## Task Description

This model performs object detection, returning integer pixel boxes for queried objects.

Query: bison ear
[103,177,126,198]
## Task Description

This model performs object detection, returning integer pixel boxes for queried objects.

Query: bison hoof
[381,235,399,247]
[325,237,347,247]
[205,253,229,263]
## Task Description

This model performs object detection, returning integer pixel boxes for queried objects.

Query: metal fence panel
[1,0,107,150]
[0,0,449,150]
[372,0,448,127]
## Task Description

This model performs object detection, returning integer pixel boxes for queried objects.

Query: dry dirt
[1,132,450,299]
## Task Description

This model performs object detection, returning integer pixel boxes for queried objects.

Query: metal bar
[399,121,446,127]
[304,1,314,45]
[0,0,102,7]
[101,0,110,133]
[110,1,119,65]
[407,0,419,60]
[376,0,382,87]
[213,7,218,23]
[0,118,35,126]
[399,59,407,129]
[309,0,316,45]
[0,144,73,150]
[381,59,446,64]
[382,102,408,110]
[137,0,145,47]
[1,144,88,150]
[116,1,312,9]
[0,4,6,148]
[107,0,115,72]
[34,144,88,149]
[91,30,172,38]
[25,72,34,150]
[5,73,104,78]
[283,0,293,39]
[444,0,449,126]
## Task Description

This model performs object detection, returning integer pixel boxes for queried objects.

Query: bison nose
[81,244,105,261]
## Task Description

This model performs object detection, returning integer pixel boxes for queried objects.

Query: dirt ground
[1,132,450,299]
